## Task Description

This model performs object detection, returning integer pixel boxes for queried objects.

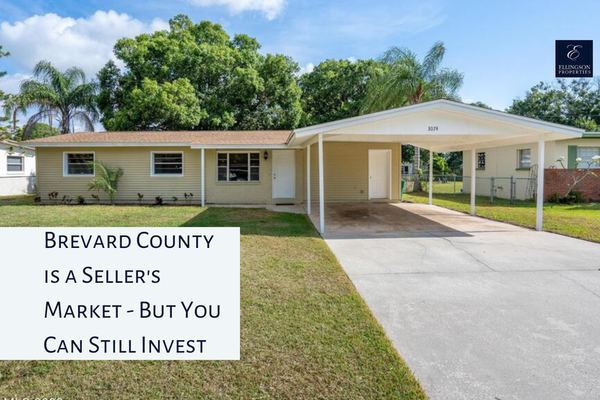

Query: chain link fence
[402,174,537,203]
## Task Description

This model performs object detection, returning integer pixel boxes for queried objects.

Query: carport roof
[290,99,584,152]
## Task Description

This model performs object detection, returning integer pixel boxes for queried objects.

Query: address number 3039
[427,126,439,132]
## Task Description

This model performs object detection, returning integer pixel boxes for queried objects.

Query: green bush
[547,191,586,205]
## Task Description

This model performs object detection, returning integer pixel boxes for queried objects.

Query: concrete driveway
[324,203,600,400]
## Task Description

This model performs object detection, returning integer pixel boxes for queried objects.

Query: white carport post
[536,135,545,231]
[201,148,205,207]
[318,134,325,234]
[429,151,433,205]
[306,144,311,215]
[470,148,476,216]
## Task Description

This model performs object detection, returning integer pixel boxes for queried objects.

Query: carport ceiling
[291,100,584,152]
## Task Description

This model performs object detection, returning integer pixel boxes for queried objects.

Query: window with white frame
[217,152,260,182]
[152,152,184,175]
[577,147,600,168]
[517,148,531,169]
[64,153,94,176]
[6,156,24,173]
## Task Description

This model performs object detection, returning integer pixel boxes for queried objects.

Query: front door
[369,149,390,199]
[272,150,296,199]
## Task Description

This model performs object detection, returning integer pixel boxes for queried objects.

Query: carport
[289,100,584,234]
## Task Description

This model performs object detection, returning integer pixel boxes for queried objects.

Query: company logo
[556,40,593,78]
[566,44,582,61]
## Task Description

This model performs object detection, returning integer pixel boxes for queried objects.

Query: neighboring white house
[462,133,600,199]
[0,139,36,196]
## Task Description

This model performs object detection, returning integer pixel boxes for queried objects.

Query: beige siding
[204,149,304,205]
[36,147,305,205]
[306,142,402,202]
[36,147,202,203]
[462,137,600,199]
[36,143,403,204]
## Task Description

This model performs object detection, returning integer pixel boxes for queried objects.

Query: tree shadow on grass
[179,207,319,238]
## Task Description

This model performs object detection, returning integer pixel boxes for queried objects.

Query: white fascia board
[292,99,585,139]
[190,144,289,149]
[25,142,192,148]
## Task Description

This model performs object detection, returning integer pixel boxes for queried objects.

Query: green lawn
[404,191,600,243]
[0,205,427,400]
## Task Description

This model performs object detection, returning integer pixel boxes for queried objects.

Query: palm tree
[363,41,464,189]
[14,61,99,140]
[87,161,124,205]
[363,41,464,111]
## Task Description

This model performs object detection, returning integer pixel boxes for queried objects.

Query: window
[6,156,23,173]
[152,152,184,176]
[517,149,531,169]
[577,147,600,168]
[64,153,94,176]
[477,152,486,169]
[402,165,410,175]
[217,152,260,182]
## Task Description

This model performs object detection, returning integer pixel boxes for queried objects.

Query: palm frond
[422,41,445,80]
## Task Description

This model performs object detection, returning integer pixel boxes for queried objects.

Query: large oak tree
[98,15,302,131]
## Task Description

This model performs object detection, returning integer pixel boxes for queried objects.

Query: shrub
[155,196,163,206]
[137,193,144,204]
[48,191,58,204]
[547,190,586,205]
[76,195,86,205]
[87,161,124,205]
[172,196,178,204]
[91,194,100,204]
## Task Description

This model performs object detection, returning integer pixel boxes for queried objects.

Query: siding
[36,147,201,204]
[36,142,402,204]
[204,149,304,205]
[306,142,402,202]
[462,137,600,199]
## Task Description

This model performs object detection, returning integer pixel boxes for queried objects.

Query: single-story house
[0,139,36,196]
[463,132,600,200]
[23,100,587,233]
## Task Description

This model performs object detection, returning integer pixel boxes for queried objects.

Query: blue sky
[1,0,599,111]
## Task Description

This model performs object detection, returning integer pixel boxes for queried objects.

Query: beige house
[24,100,586,233]
[463,133,600,199]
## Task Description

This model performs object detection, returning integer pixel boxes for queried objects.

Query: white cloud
[298,62,314,75]
[346,56,357,63]
[187,0,285,20]
[0,72,29,95]
[0,10,168,78]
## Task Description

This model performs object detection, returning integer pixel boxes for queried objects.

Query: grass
[0,205,427,400]
[404,191,600,243]
[0,194,36,204]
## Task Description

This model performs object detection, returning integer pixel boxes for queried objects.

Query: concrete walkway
[324,203,600,400]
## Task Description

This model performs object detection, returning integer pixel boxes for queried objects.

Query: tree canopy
[98,15,302,131]
[508,79,600,131]
[0,45,10,138]
[298,59,382,126]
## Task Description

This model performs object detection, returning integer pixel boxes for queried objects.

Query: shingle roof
[23,131,293,146]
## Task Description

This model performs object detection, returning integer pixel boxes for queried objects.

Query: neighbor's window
[576,147,600,168]
[6,156,23,173]
[64,153,94,176]
[217,152,260,182]
[517,149,531,169]
[477,152,486,169]
[152,152,184,176]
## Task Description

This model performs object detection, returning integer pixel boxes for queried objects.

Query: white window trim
[216,151,261,183]
[517,148,532,169]
[151,151,185,177]
[6,155,24,175]
[63,151,95,177]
